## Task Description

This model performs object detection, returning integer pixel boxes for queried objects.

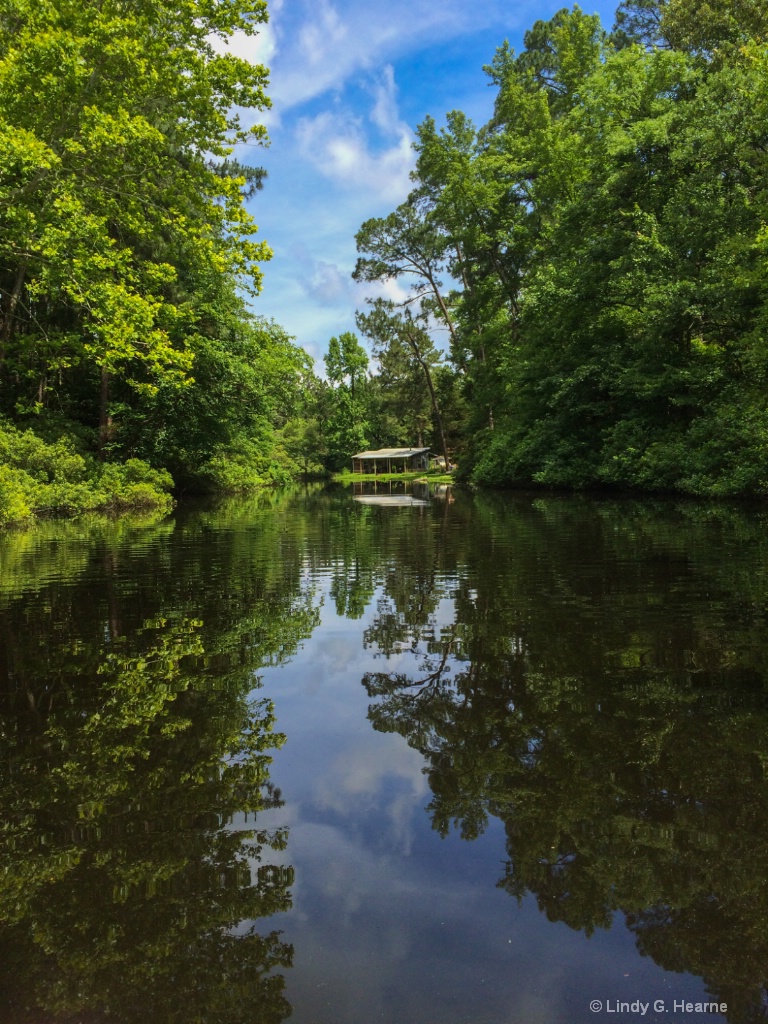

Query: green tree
[357,299,451,469]
[325,331,370,400]
[662,0,768,53]
[353,200,458,348]
[322,332,370,471]
[367,324,432,448]
[613,0,668,48]
[397,1,768,497]
[0,0,270,407]
[0,0,307,510]
[127,304,314,491]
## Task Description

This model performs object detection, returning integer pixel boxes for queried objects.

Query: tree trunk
[98,365,112,458]
[425,269,459,349]
[406,326,450,472]
[3,260,28,342]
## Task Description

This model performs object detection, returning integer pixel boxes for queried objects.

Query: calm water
[2,485,768,1024]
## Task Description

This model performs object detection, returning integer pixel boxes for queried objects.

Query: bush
[0,465,34,525]
[198,437,297,494]
[0,422,174,524]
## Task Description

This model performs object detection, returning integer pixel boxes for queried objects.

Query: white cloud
[208,21,278,67]
[300,258,354,306]
[271,0,389,111]
[370,275,411,304]
[296,111,413,201]
[244,0,581,362]
[291,236,410,306]
[369,65,400,134]
[297,0,347,67]
[268,0,521,114]
[295,66,414,203]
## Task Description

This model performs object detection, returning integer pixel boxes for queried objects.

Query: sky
[231,0,620,370]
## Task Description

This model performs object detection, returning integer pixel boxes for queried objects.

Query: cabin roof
[351,447,430,460]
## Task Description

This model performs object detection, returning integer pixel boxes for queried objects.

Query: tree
[126,303,314,491]
[353,200,458,348]
[369,328,432,448]
[356,299,451,470]
[413,109,526,437]
[0,0,274,460]
[322,332,370,471]
[324,331,369,400]
[383,1,768,497]
[613,0,669,48]
[662,0,768,53]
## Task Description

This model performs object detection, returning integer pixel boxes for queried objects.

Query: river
[1,483,767,1024]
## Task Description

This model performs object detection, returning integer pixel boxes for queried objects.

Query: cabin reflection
[352,479,431,506]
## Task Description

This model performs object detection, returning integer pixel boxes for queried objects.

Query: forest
[352,0,768,496]
[1,0,768,524]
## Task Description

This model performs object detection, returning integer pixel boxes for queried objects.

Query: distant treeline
[352,0,768,496]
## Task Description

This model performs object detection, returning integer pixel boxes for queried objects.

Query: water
[1,485,767,1024]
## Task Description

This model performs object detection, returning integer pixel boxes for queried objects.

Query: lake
[1,484,767,1024]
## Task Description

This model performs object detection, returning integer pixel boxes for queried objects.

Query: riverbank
[332,469,455,485]
[0,422,458,527]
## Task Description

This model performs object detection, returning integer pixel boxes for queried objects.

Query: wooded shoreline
[2,0,767,527]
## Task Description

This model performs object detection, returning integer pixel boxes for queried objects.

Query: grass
[332,468,455,485]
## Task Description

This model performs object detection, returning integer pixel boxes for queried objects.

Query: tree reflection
[361,495,768,1023]
[0,504,320,1023]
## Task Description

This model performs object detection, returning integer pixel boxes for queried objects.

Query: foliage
[319,332,371,472]
[0,0,312,516]
[0,418,173,523]
[0,0,269,391]
[356,299,451,468]
[354,1,768,496]
[124,309,314,492]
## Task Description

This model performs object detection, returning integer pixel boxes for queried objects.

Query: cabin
[350,447,430,474]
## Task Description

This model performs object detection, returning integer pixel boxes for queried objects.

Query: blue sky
[232,0,619,368]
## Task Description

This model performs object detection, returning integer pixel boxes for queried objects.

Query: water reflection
[3,490,768,1022]
[358,495,768,1023]
[350,479,452,506]
[0,500,319,1023]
